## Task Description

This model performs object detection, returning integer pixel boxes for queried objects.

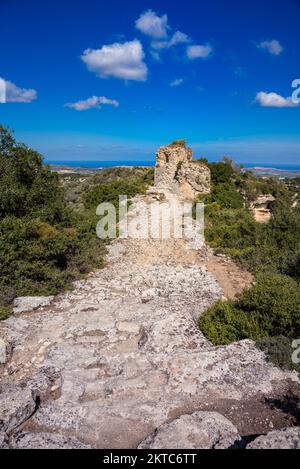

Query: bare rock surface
[13,296,54,315]
[250,194,276,224]
[248,427,300,449]
[0,195,299,449]
[138,411,241,449]
[0,339,7,365]
[11,432,92,449]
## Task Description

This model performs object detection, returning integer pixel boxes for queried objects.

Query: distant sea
[47,160,155,168]
[46,160,300,171]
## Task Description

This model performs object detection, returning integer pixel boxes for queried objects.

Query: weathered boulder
[13,296,54,315]
[138,412,241,449]
[150,144,210,200]
[248,427,300,450]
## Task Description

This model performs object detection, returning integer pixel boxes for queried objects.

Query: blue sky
[1,0,300,165]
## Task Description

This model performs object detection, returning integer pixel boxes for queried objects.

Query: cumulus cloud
[135,9,169,39]
[170,78,184,87]
[257,39,283,56]
[187,44,213,59]
[81,40,148,81]
[0,78,37,103]
[65,96,119,111]
[151,30,190,50]
[255,91,298,108]
[169,31,190,47]
[135,9,191,61]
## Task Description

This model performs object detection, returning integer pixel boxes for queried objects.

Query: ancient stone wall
[153,145,211,199]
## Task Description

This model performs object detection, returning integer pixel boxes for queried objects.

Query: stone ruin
[148,143,211,200]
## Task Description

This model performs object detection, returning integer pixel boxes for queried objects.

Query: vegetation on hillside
[198,158,300,372]
[169,139,186,147]
[0,125,153,319]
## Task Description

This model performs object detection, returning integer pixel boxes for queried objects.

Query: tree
[0,125,68,224]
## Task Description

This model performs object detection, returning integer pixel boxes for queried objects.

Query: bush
[257,336,300,373]
[203,183,244,209]
[169,139,186,147]
[0,126,109,318]
[209,161,235,185]
[83,179,149,211]
[205,207,259,258]
[0,126,69,225]
[199,300,251,345]
[199,274,300,345]
[199,158,300,372]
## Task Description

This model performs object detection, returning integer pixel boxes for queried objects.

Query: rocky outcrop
[138,412,241,449]
[149,144,210,200]
[248,427,300,450]
[250,194,275,223]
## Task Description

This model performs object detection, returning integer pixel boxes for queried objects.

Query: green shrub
[0,126,110,317]
[203,183,244,209]
[169,139,186,147]
[0,305,10,321]
[83,179,148,211]
[199,300,252,345]
[257,336,300,373]
[199,274,300,345]
[199,159,300,373]
[209,161,235,185]
[196,157,209,167]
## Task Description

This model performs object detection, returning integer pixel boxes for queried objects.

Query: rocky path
[0,195,299,449]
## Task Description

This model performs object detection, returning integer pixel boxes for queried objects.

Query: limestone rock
[250,194,276,223]
[0,385,36,433]
[0,367,60,437]
[0,431,9,449]
[138,412,241,449]
[13,296,54,315]
[0,339,7,364]
[151,144,210,200]
[248,427,300,449]
[11,432,91,449]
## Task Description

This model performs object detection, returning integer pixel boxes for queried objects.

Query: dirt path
[0,195,299,449]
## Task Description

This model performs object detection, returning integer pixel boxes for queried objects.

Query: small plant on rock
[170,139,186,147]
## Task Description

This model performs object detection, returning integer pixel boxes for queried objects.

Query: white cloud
[187,44,213,59]
[65,96,119,111]
[169,31,190,47]
[150,50,161,61]
[135,9,169,39]
[81,40,148,81]
[151,30,190,50]
[255,91,298,108]
[257,39,283,56]
[170,78,184,87]
[0,78,37,103]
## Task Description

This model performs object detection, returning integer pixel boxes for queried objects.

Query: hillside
[0,130,300,449]
[1,191,299,449]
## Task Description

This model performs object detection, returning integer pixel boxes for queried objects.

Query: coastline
[48,161,300,178]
